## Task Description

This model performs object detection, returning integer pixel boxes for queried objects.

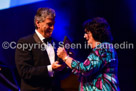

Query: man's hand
[52,61,66,71]
[52,61,62,70]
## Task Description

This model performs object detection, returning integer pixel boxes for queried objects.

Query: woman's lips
[86,38,89,41]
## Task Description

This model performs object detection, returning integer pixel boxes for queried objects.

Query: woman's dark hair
[83,17,113,43]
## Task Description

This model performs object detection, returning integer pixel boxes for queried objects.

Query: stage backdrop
[0,0,135,91]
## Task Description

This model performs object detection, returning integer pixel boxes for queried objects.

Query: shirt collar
[35,29,45,42]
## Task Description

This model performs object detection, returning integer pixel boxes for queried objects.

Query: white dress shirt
[35,30,55,77]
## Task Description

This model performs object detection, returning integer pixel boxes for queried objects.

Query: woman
[57,17,120,91]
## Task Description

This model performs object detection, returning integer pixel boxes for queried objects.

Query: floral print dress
[71,42,120,91]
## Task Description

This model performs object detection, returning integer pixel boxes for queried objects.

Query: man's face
[37,17,55,38]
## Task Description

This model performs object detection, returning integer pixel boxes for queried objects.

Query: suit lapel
[33,33,42,44]
[33,33,51,65]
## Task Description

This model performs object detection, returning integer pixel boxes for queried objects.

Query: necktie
[43,37,52,44]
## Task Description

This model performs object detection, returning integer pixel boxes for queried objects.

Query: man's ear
[35,20,40,28]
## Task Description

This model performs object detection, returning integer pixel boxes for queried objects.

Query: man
[15,7,63,91]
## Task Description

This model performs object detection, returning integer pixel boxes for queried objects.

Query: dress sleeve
[71,48,111,76]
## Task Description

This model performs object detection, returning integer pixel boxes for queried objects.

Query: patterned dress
[71,42,120,91]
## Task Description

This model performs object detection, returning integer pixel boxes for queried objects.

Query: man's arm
[15,38,50,80]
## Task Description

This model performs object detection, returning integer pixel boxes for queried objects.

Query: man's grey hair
[34,7,56,29]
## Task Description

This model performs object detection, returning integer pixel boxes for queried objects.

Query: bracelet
[64,55,69,62]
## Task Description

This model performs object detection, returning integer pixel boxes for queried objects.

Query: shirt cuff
[47,65,54,77]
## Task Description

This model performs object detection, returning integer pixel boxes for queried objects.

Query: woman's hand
[57,47,68,60]
[57,47,73,68]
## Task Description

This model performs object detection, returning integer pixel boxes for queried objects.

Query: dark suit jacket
[15,33,61,91]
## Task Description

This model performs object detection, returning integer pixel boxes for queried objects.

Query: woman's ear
[89,32,95,42]
[89,32,92,38]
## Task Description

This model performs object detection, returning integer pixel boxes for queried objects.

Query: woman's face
[84,29,93,45]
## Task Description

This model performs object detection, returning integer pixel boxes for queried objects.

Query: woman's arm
[57,47,113,77]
